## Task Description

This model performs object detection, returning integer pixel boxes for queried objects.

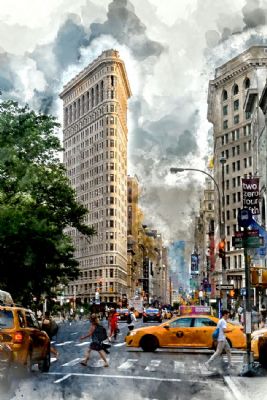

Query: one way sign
[216,284,234,290]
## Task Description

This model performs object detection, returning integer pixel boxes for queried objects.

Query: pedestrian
[127,307,136,332]
[80,314,109,367]
[41,311,59,359]
[260,304,267,328]
[108,308,118,342]
[237,304,243,324]
[252,306,260,331]
[204,310,233,370]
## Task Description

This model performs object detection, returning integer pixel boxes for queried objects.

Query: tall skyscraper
[59,50,131,304]
[207,46,267,290]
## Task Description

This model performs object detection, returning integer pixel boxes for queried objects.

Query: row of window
[64,76,117,126]
[223,157,252,174]
[222,78,250,101]
[221,125,251,145]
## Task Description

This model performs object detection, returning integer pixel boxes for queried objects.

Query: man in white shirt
[127,307,137,332]
[205,309,233,370]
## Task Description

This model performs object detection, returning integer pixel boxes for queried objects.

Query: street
[1,319,252,400]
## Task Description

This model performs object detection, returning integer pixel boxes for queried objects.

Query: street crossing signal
[218,240,226,269]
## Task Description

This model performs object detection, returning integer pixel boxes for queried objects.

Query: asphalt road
[0,319,253,400]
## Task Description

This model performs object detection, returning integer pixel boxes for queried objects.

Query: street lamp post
[170,167,224,237]
[170,167,226,311]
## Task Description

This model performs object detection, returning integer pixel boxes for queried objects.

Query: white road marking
[224,376,249,400]
[54,374,72,384]
[70,332,78,335]
[113,342,126,347]
[47,372,185,382]
[118,359,138,370]
[174,361,185,374]
[91,358,110,368]
[55,341,74,346]
[50,357,57,363]
[74,341,91,347]
[145,360,161,371]
[62,358,81,367]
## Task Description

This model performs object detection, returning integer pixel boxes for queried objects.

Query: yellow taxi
[251,327,267,367]
[0,304,51,372]
[125,314,246,352]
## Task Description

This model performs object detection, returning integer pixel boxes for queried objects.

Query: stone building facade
[59,49,131,304]
[207,46,267,290]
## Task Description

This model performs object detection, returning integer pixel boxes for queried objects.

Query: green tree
[0,100,95,304]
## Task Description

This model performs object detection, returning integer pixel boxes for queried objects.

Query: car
[116,308,129,322]
[251,327,267,367]
[143,308,162,323]
[0,304,51,372]
[126,314,246,352]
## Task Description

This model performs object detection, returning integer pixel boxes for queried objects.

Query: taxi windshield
[0,310,14,329]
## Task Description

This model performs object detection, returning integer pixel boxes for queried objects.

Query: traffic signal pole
[242,227,253,375]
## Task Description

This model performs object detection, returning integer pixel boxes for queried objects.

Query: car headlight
[129,331,137,336]
[252,334,264,341]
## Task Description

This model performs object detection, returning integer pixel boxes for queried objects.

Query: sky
[1,0,267,256]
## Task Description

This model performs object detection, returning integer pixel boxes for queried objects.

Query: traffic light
[218,240,226,269]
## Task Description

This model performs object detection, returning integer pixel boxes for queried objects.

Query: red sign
[234,229,259,238]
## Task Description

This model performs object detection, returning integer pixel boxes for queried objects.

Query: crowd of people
[235,303,267,330]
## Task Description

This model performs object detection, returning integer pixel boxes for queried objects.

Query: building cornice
[59,49,131,99]
[210,60,267,89]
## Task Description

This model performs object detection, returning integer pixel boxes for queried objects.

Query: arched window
[233,84,239,95]
[222,90,228,101]
[244,77,250,89]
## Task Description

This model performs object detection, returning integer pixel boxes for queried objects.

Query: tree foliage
[0,100,95,304]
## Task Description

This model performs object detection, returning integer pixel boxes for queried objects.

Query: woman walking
[80,314,109,367]
[108,309,118,342]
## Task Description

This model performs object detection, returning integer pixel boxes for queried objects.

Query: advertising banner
[191,254,199,275]
[242,178,260,215]
[180,305,211,315]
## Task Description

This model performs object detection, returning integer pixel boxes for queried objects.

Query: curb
[223,376,250,400]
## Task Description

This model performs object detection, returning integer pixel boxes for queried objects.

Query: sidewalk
[224,371,267,400]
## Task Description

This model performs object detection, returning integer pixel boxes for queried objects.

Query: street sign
[216,284,234,290]
[238,208,253,227]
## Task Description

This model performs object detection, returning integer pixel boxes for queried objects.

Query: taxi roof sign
[179,305,211,316]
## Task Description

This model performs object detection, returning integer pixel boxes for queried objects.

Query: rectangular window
[226,180,229,190]
[226,210,230,220]
[237,192,241,202]
[237,160,240,170]
[232,147,235,157]
[244,158,247,168]
[225,133,229,143]
[236,145,240,155]
[246,112,251,120]
[232,162,235,172]
[223,120,228,130]
[223,105,228,116]
[232,177,236,188]
[226,165,229,174]
[233,193,236,203]
[234,115,239,124]
[234,99,239,110]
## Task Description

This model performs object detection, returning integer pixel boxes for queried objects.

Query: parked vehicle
[126,314,246,352]
[0,304,51,372]
[116,308,129,321]
[251,327,267,367]
[143,308,162,323]
[128,298,143,318]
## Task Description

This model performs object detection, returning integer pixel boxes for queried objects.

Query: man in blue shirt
[205,309,233,370]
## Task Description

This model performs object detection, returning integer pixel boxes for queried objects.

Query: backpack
[127,312,132,325]
[212,327,219,340]
[93,324,108,343]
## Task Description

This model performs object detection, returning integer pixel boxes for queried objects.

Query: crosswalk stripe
[56,341,74,347]
[145,360,161,371]
[118,359,138,370]
[62,358,81,367]
[74,341,91,347]
[174,361,185,373]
